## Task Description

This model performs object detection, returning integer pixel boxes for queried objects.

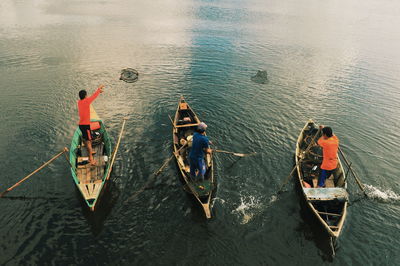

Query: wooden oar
[0,148,68,198]
[168,114,176,129]
[125,143,188,202]
[278,127,322,193]
[213,149,256,157]
[338,147,366,194]
[105,117,127,181]
[155,142,187,176]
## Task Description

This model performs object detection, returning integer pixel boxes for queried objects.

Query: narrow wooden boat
[69,106,112,211]
[295,119,348,239]
[172,96,215,218]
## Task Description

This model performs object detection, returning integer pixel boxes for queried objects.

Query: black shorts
[79,125,92,141]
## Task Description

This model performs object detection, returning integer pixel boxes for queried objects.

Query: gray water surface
[1,0,400,264]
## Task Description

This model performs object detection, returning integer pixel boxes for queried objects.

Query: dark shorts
[79,125,92,141]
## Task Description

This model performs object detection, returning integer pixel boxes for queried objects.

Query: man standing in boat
[78,85,104,165]
[189,122,212,182]
[317,126,339,188]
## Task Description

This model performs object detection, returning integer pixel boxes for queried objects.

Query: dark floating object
[251,70,268,84]
[120,68,138,83]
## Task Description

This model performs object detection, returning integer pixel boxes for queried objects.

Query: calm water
[1,0,400,264]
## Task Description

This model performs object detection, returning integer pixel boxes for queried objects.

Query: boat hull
[295,120,348,239]
[172,96,215,218]
[69,119,112,212]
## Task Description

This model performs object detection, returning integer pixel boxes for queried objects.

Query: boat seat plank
[318,211,342,217]
[304,188,348,201]
[79,183,91,199]
[77,167,90,184]
[175,123,200,128]
[311,174,334,188]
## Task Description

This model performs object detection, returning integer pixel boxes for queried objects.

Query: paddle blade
[233,152,257,157]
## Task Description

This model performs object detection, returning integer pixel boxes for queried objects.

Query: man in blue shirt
[189,122,212,181]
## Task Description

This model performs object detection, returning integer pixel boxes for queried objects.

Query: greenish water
[1,0,400,264]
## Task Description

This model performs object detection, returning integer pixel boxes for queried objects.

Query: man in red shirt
[317,126,339,188]
[78,85,104,165]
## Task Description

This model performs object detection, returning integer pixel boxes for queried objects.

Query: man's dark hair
[79,90,87,100]
[322,127,333,137]
[196,128,205,134]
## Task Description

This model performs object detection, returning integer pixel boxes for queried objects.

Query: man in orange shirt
[317,126,339,188]
[78,85,104,165]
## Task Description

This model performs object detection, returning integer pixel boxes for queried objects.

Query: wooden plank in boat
[304,188,348,201]
[86,165,91,182]
[79,183,91,199]
[88,183,94,196]
[77,167,89,183]
[175,123,200,128]
[318,211,342,217]
[92,183,102,196]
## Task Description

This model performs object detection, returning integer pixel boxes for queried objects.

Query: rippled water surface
[1,0,400,264]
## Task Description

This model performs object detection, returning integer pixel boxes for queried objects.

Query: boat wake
[232,195,276,224]
[364,184,400,203]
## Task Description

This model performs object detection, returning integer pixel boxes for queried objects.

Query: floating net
[120,68,138,83]
[251,70,268,84]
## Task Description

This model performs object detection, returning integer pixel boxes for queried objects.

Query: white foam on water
[212,197,226,205]
[364,184,400,202]
[232,194,276,224]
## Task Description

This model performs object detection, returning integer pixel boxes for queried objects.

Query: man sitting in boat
[77,85,104,165]
[317,126,339,188]
[189,122,212,182]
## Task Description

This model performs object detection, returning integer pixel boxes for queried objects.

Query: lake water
[1,0,399,264]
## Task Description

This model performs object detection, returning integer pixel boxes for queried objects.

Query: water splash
[364,184,400,203]
[232,195,276,224]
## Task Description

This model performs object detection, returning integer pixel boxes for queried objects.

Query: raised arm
[87,85,104,104]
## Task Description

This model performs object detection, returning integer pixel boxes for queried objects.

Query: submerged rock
[251,70,268,84]
[120,68,138,83]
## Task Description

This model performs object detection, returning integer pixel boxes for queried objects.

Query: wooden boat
[172,96,215,218]
[69,106,112,211]
[295,119,348,239]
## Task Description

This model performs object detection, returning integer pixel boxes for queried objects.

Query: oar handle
[106,118,127,181]
[338,147,365,192]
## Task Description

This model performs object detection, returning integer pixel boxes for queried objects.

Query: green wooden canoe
[69,107,112,211]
